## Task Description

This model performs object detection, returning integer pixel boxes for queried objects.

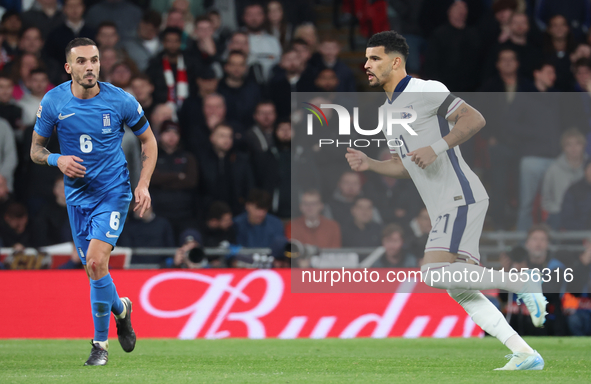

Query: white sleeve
[421,80,463,118]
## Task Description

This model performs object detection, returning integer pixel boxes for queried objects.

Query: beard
[246,23,264,33]
[76,74,98,89]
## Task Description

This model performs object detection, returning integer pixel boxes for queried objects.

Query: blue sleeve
[33,94,56,138]
[119,89,149,136]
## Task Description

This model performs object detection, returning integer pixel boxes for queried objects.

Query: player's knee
[421,262,451,289]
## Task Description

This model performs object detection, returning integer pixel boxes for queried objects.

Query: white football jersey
[382,76,488,221]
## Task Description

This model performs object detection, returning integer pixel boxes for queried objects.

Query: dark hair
[527,224,550,240]
[291,38,308,47]
[194,15,211,25]
[65,37,97,61]
[492,0,518,13]
[256,100,275,110]
[97,21,118,32]
[5,201,27,218]
[0,72,13,82]
[1,11,20,24]
[367,31,409,61]
[352,196,373,208]
[508,245,528,263]
[141,10,162,29]
[226,49,247,61]
[19,26,42,40]
[533,60,554,72]
[161,27,183,40]
[131,73,152,83]
[246,189,272,210]
[497,47,518,61]
[382,223,404,239]
[573,57,591,70]
[29,68,48,77]
[208,10,220,17]
[207,201,232,220]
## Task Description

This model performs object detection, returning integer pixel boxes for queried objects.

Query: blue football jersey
[34,81,149,206]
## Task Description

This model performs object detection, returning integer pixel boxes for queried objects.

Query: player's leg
[87,192,136,353]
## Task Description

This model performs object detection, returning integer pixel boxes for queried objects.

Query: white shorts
[424,199,488,264]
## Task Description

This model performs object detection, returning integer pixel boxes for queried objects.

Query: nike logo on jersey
[95,312,109,317]
[429,237,442,242]
[58,113,75,120]
[105,231,118,238]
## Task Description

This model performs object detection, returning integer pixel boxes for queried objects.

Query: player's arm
[345,147,410,179]
[134,126,158,217]
[408,100,485,169]
[30,131,86,177]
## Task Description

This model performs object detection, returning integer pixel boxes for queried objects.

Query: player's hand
[133,183,151,218]
[345,147,370,172]
[57,155,86,178]
[407,146,437,169]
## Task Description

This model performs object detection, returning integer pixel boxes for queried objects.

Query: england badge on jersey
[103,113,111,127]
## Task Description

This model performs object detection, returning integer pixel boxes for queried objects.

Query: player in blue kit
[30,38,158,366]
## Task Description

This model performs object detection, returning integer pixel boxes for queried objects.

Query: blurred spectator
[161,228,204,269]
[218,50,261,130]
[150,120,197,236]
[1,11,22,57]
[0,175,12,216]
[20,0,64,39]
[234,189,285,248]
[57,246,84,270]
[109,61,136,92]
[121,126,141,190]
[130,74,156,121]
[370,224,417,268]
[266,0,292,49]
[536,0,591,42]
[190,16,219,66]
[327,171,380,226]
[293,23,318,53]
[289,189,341,248]
[542,129,587,229]
[313,68,339,92]
[423,0,481,92]
[17,68,49,127]
[33,176,71,246]
[85,0,142,40]
[0,74,23,133]
[150,0,203,28]
[252,119,291,218]
[200,201,236,247]
[122,9,162,72]
[149,102,176,134]
[44,0,95,65]
[0,28,12,72]
[570,43,591,65]
[209,0,239,31]
[420,0,485,40]
[484,12,543,81]
[407,206,431,259]
[178,66,218,142]
[95,21,120,50]
[268,48,312,120]
[9,53,50,101]
[366,148,422,227]
[389,0,425,74]
[341,197,382,247]
[16,26,62,85]
[572,57,591,92]
[0,117,16,192]
[507,77,562,231]
[310,37,356,92]
[0,201,33,249]
[563,237,591,336]
[120,204,175,264]
[97,47,121,82]
[543,14,577,91]
[197,122,254,215]
[242,3,282,83]
[244,101,277,154]
[560,160,591,230]
[223,31,265,86]
[292,38,313,70]
[208,9,232,53]
[146,27,198,108]
[162,8,193,51]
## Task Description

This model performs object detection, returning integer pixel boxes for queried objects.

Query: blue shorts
[67,189,132,265]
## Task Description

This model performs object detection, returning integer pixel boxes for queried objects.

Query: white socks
[421,262,526,293]
[94,339,109,351]
[447,289,533,353]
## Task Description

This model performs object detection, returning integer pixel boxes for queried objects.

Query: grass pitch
[0,338,589,383]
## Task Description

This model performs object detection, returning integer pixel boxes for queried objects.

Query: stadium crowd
[0,0,590,335]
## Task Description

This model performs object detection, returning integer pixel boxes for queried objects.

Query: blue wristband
[47,154,62,166]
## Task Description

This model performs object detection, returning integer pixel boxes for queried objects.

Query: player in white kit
[345,31,547,370]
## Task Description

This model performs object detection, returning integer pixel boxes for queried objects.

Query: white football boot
[516,269,548,327]
[494,350,544,371]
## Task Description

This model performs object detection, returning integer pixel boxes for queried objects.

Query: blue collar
[387,75,412,104]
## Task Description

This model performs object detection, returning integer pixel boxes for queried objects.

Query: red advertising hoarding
[0,269,483,339]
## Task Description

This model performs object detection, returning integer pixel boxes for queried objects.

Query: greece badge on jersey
[103,113,111,127]
[36,105,42,118]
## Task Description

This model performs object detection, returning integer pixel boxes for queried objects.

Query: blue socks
[89,273,123,342]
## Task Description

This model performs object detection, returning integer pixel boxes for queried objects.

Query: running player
[345,31,546,370]
[30,38,158,366]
